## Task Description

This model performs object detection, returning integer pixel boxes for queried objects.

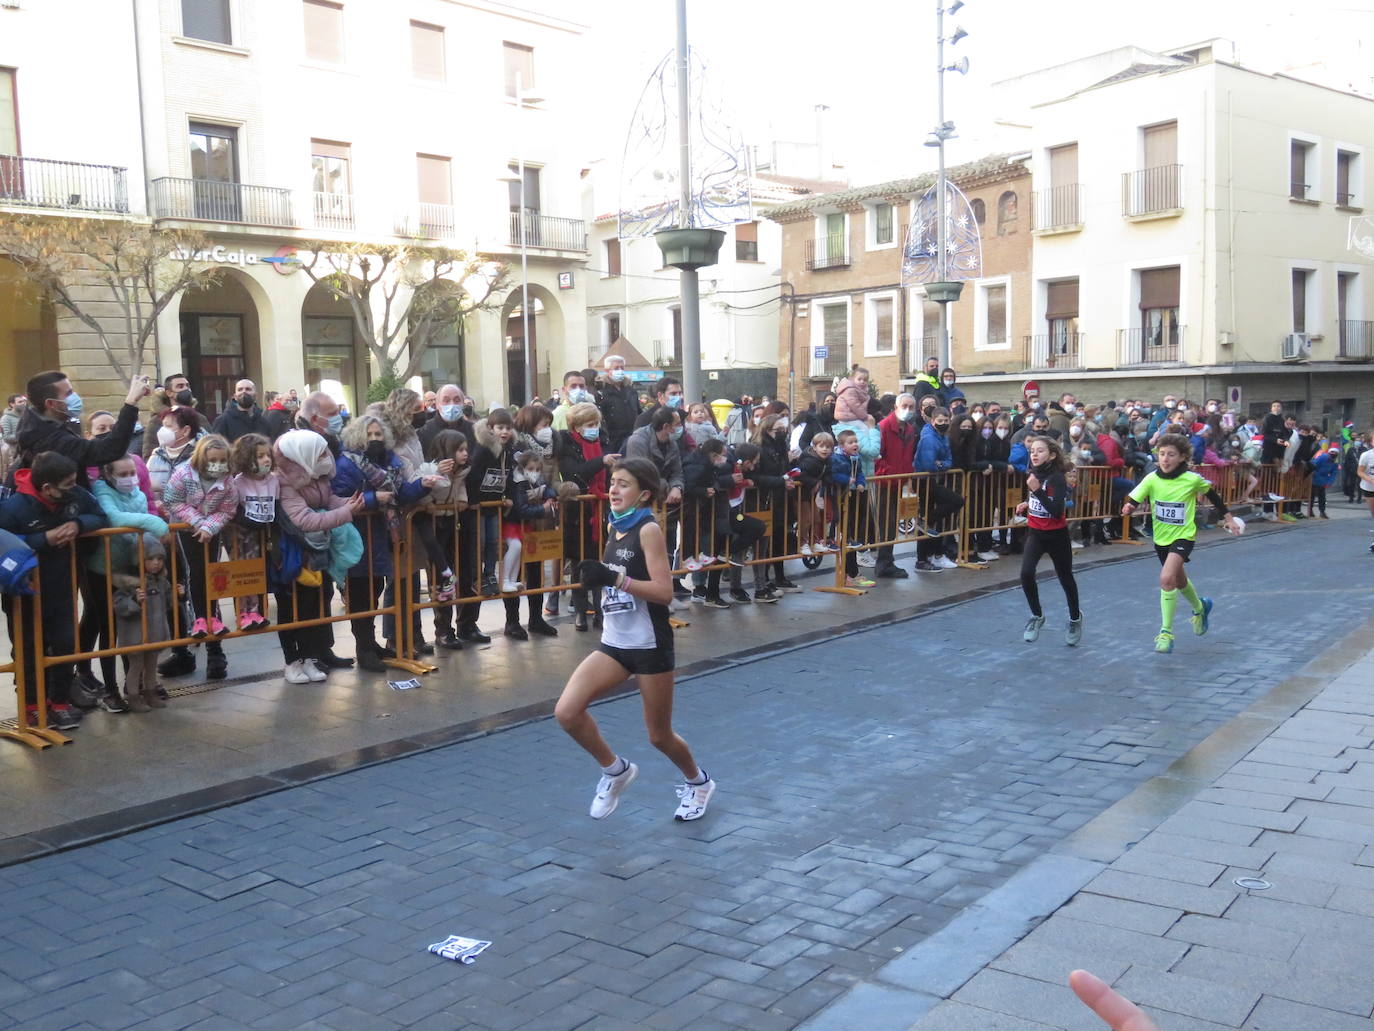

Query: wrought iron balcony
[312,191,355,231]
[810,342,850,380]
[0,154,129,214]
[804,235,849,271]
[151,177,294,227]
[1118,325,1185,365]
[902,334,939,378]
[1032,184,1083,232]
[508,211,587,252]
[1339,320,1374,360]
[1025,332,1084,370]
[1121,164,1182,218]
[394,203,456,240]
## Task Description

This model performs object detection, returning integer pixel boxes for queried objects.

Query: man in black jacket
[1261,401,1289,465]
[211,379,269,441]
[596,355,641,451]
[16,370,151,488]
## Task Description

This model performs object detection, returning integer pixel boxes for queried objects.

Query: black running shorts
[1154,538,1195,564]
[598,643,675,675]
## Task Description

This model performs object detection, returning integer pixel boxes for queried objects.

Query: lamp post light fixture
[500,72,545,404]
[923,1,970,374]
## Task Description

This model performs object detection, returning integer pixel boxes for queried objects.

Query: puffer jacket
[332,450,427,577]
[90,478,169,573]
[163,464,237,536]
[274,443,353,534]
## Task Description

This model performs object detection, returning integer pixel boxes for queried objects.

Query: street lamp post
[926,1,968,374]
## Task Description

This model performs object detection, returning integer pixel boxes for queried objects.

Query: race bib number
[1153,500,1187,525]
[244,495,275,523]
[601,584,636,614]
[1027,494,1049,518]
[481,468,507,492]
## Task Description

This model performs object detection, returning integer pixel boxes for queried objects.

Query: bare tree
[296,241,510,384]
[0,214,221,380]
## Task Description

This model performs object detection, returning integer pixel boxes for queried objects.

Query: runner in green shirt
[1121,433,1240,653]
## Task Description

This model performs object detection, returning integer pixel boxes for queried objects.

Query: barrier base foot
[384,658,437,675]
[957,560,988,570]
[0,725,52,749]
[28,726,72,746]
[814,586,866,596]
[668,617,690,629]
[1115,538,1147,547]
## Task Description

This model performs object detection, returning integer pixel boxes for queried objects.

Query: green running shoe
[1154,630,1175,654]
[1191,597,1213,636]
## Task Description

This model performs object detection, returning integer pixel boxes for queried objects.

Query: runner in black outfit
[553,457,716,822]
[1016,434,1083,646]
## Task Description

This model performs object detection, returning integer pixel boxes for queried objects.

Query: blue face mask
[665,394,683,409]
[568,387,589,404]
[582,425,600,441]
[326,413,345,435]
[609,369,626,383]
[65,391,83,420]
[671,426,684,441]
[440,404,463,423]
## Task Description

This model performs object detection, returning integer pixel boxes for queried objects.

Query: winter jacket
[832,420,881,478]
[914,424,953,474]
[555,429,607,494]
[211,404,268,442]
[1008,440,1030,474]
[468,421,517,508]
[0,469,105,608]
[596,380,641,451]
[976,431,1012,470]
[273,442,353,535]
[331,450,427,578]
[624,423,685,491]
[682,449,731,497]
[1096,433,1126,471]
[163,465,237,536]
[90,478,169,574]
[830,451,866,489]
[797,450,832,492]
[112,534,172,646]
[834,378,869,424]
[749,431,792,493]
[147,443,195,501]
[262,403,294,441]
[876,413,919,477]
[15,403,140,489]
[1312,452,1341,488]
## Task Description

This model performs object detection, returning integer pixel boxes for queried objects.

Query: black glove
[578,560,619,590]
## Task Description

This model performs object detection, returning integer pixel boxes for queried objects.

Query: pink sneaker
[189,617,209,639]
[239,611,270,631]
[209,616,229,636]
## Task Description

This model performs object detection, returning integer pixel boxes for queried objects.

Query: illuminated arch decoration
[618,49,752,239]
[901,179,984,288]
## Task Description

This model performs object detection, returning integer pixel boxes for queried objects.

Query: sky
[546,0,1374,187]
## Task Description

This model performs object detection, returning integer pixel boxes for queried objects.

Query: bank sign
[172,244,301,275]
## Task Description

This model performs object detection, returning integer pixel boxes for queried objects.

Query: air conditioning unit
[1282,332,1312,360]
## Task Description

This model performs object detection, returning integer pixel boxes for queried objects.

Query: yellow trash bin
[710,398,735,428]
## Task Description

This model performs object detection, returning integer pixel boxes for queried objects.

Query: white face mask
[1070,426,1082,437]
[971,411,983,422]
[995,427,1008,439]
[1164,400,1177,409]
[114,474,139,494]
[777,419,789,432]
[896,408,915,423]
[157,426,178,448]
[1063,404,1076,415]
[1207,404,1218,413]
[535,427,553,445]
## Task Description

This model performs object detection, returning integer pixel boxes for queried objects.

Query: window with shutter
[182,0,231,44]
[303,0,344,63]
[411,21,445,81]
[503,42,534,98]
[735,220,758,261]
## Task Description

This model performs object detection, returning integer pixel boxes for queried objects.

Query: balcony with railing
[1119,325,1185,366]
[151,177,294,227]
[507,211,587,252]
[902,333,939,378]
[1032,184,1083,234]
[1025,332,1084,370]
[1122,164,1182,219]
[1339,320,1374,360]
[811,343,850,380]
[0,155,129,214]
[312,191,355,232]
[394,203,456,240]
[804,234,850,271]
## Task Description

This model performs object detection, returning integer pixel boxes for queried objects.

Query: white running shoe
[304,660,328,682]
[934,554,959,569]
[977,551,1001,562]
[697,552,716,565]
[799,543,814,556]
[684,557,702,572]
[674,776,716,821]
[589,762,638,819]
[284,661,311,684]
[501,579,524,593]
[856,551,876,568]
[1266,492,1285,502]
[1070,540,1085,550]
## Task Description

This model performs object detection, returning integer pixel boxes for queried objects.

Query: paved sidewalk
[806,620,1374,1030]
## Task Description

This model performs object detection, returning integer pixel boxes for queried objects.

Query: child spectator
[112,534,176,712]
[830,429,874,588]
[680,437,733,606]
[1310,444,1340,519]
[0,451,107,730]
[797,431,834,556]
[228,433,277,630]
[425,429,471,650]
[834,367,872,425]
[500,449,560,639]
[724,442,772,604]
[470,408,518,597]
[163,434,237,680]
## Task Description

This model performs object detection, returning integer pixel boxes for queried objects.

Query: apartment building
[583,173,838,403]
[996,40,1374,425]
[764,154,1031,408]
[1,0,591,414]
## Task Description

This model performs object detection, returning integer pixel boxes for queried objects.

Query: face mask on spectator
[1164,399,1177,409]
[671,426,684,441]
[666,395,683,409]
[440,403,463,423]
[255,459,272,476]
[1062,404,1075,415]
[114,474,139,494]
[65,391,84,419]
[326,413,345,435]
[411,412,428,429]
[206,461,229,479]
[157,426,177,447]
[568,387,589,404]
[609,368,626,382]
[365,440,388,465]
[1070,426,1082,437]
[174,388,195,407]
[535,427,553,445]
[236,393,254,410]
[777,419,789,432]
[897,407,915,423]
[995,427,1008,439]
[582,425,600,441]
[971,411,983,422]
[981,426,993,438]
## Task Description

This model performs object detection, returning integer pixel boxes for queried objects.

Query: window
[822,212,846,262]
[503,41,534,98]
[984,283,1007,346]
[1045,279,1079,358]
[996,191,1018,235]
[302,0,344,63]
[1338,149,1360,207]
[506,164,541,214]
[1290,138,1316,201]
[606,313,621,347]
[1143,121,1177,168]
[871,202,894,246]
[189,123,237,183]
[182,0,231,44]
[1292,268,1312,333]
[311,139,350,195]
[410,21,445,81]
[812,300,849,376]
[735,220,758,261]
[416,154,451,205]
[970,198,985,224]
[1139,266,1181,356]
[865,293,896,356]
[0,69,16,156]
[604,238,621,277]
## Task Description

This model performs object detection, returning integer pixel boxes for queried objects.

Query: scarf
[608,506,655,534]
[573,431,606,495]
[345,448,402,538]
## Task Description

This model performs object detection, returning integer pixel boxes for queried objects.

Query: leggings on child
[1020,527,1080,619]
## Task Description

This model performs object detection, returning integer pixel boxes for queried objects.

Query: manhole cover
[1233,876,1271,890]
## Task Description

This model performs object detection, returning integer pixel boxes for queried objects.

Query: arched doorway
[301,279,364,412]
[177,269,266,418]
[0,256,59,391]
[501,282,564,403]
